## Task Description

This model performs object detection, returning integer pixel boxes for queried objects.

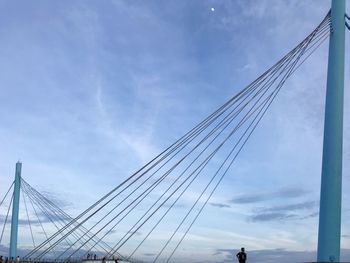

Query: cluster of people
[0,256,20,263]
[102,256,119,263]
[86,254,97,260]
[86,254,119,263]
[0,255,19,263]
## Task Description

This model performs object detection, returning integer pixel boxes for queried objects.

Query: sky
[0,0,350,262]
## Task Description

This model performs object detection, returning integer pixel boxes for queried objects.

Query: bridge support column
[317,0,346,262]
[9,162,22,258]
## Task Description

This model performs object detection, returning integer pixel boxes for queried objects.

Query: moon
[211,7,215,12]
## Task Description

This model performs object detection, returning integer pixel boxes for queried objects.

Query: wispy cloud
[39,190,73,209]
[248,201,318,222]
[255,201,317,212]
[230,188,309,204]
[210,202,230,208]
[250,212,297,222]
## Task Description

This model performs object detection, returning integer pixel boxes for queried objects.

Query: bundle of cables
[23,11,331,263]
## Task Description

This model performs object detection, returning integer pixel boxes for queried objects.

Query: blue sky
[0,0,350,262]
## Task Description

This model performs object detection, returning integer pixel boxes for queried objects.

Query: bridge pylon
[9,162,22,258]
[317,0,346,262]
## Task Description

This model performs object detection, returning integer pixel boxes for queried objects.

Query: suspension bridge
[1,1,349,262]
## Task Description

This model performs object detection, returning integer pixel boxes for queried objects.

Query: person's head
[241,247,245,252]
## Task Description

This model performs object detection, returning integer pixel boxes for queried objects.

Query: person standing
[236,247,247,263]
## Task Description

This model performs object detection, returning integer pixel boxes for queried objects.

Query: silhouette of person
[102,257,106,263]
[94,254,97,260]
[236,247,247,263]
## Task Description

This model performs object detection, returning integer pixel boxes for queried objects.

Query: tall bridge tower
[317,0,346,262]
[9,162,22,258]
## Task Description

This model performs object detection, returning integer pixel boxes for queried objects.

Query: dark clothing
[236,251,247,263]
